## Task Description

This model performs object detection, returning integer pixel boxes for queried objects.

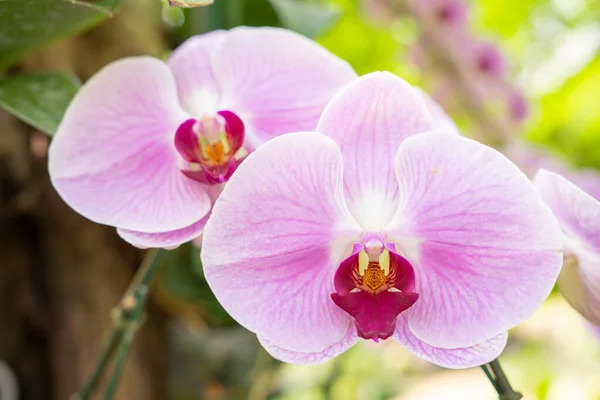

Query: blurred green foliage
[0,0,122,136]
[0,72,80,135]
[531,57,600,168]
[0,0,122,69]
[269,0,341,38]
[469,0,600,168]
[318,0,413,77]
[155,243,236,327]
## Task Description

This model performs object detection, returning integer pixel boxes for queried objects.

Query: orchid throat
[331,233,418,341]
[174,110,246,185]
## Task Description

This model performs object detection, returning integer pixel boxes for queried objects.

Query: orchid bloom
[48,27,356,249]
[201,72,563,367]
[535,169,600,327]
[411,0,468,28]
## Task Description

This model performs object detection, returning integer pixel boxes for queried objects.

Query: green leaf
[0,0,123,69]
[0,71,81,136]
[269,0,340,38]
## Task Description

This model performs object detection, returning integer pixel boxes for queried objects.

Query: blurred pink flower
[201,72,562,366]
[507,89,528,122]
[49,27,357,249]
[535,170,600,327]
[407,0,529,134]
[472,40,506,77]
[458,39,509,102]
[410,0,468,28]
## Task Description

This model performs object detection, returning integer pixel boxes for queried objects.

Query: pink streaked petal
[213,26,357,148]
[257,325,359,364]
[393,316,507,369]
[202,132,362,353]
[167,30,226,116]
[558,251,600,326]
[386,132,563,348]
[49,57,212,234]
[117,214,209,249]
[534,170,600,325]
[534,169,600,252]
[316,72,435,230]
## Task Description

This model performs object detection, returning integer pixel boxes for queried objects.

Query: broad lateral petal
[386,132,563,348]
[258,325,359,364]
[316,72,435,231]
[393,316,507,369]
[202,132,361,353]
[212,27,357,148]
[49,57,211,233]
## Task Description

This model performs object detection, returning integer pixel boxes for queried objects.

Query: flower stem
[75,329,125,400]
[482,358,523,400]
[72,248,164,400]
[103,328,136,400]
[481,364,500,394]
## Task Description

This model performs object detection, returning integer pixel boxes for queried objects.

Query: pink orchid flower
[48,27,357,249]
[410,0,468,28]
[535,169,600,327]
[201,72,563,367]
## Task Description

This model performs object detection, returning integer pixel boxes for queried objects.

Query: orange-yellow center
[352,249,394,294]
[363,262,387,292]
[198,134,232,167]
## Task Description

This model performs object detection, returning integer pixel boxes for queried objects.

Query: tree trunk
[0,1,169,399]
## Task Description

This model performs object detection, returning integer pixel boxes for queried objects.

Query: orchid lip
[331,233,418,341]
[174,110,245,184]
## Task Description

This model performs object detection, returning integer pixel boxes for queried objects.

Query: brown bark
[0,1,169,399]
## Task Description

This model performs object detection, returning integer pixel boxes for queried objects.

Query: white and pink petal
[316,72,435,231]
[212,27,358,148]
[385,132,563,348]
[117,215,209,249]
[167,30,226,116]
[393,316,507,369]
[202,132,362,353]
[534,169,600,325]
[49,57,212,235]
[258,325,359,364]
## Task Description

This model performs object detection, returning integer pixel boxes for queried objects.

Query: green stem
[75,329,125,400]
[488,359,523,400]
[483,358,523,400]
[480,364,500,395]
[73,248,163,400]
[103,329,136,400]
